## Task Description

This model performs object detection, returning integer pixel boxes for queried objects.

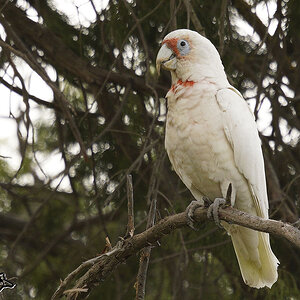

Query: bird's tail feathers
[225,224,279,289]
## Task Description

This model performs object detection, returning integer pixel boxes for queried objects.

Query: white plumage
[156,29,279,288]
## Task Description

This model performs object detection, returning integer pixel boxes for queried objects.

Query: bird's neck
[171,62,229,88]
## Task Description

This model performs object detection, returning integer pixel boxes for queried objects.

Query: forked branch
[52,206,300,300]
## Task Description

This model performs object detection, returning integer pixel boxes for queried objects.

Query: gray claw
[225,183,232,206]
[185,200,204,231]
[207,198,226,228]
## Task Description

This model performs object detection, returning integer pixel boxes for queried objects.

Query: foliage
[0,0,299,299]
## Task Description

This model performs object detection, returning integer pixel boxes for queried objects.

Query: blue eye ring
[177,39,190,56]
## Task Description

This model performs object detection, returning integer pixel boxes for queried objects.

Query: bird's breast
[165,85,239,199]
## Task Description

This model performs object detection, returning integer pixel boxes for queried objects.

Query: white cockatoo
[156,29,279,289]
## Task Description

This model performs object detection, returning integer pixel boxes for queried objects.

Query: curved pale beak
[156,43,177,76]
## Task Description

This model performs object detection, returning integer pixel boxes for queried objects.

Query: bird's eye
[177,39,190,56]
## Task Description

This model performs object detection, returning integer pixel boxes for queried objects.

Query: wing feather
[216,87,268,218]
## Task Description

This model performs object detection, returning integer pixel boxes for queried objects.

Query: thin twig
[135,149,164,300]
[103,139,159,207]
[135,197,157,300]
[183,0,206,36]
[170,0,177,31]
[186,0,190,29]
[51,256,102,300]
[218,0,228,56]
[135,242,152,299]
[125,174,135,239]
[0,19,88,160]
[160,0,183,39]
[91,83,131,145]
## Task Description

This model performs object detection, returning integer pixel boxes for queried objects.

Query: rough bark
[52,206,300,300]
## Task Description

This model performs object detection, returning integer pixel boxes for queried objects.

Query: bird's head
[156,29,227,85]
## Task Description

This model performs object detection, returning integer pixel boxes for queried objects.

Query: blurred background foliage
[0,0,299,299]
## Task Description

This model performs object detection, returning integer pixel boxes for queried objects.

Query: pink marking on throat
[170,79,196,93]
[177,79,195,87]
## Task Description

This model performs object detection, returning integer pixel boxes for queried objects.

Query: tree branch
[183,0,206,36]
[0,0,168,96]
[51,206,300,300]
[125,174,135,239]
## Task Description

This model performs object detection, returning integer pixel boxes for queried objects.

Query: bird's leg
[207,183,232,228]
[185,197,211,230]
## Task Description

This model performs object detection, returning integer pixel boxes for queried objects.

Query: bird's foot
[207,183,232,228]
[207,198,226,228]
[185,197,210,230]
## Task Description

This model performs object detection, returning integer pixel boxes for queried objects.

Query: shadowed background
[0,0,299,299]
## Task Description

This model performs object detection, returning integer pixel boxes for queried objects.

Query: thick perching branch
[52,206,300,300]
